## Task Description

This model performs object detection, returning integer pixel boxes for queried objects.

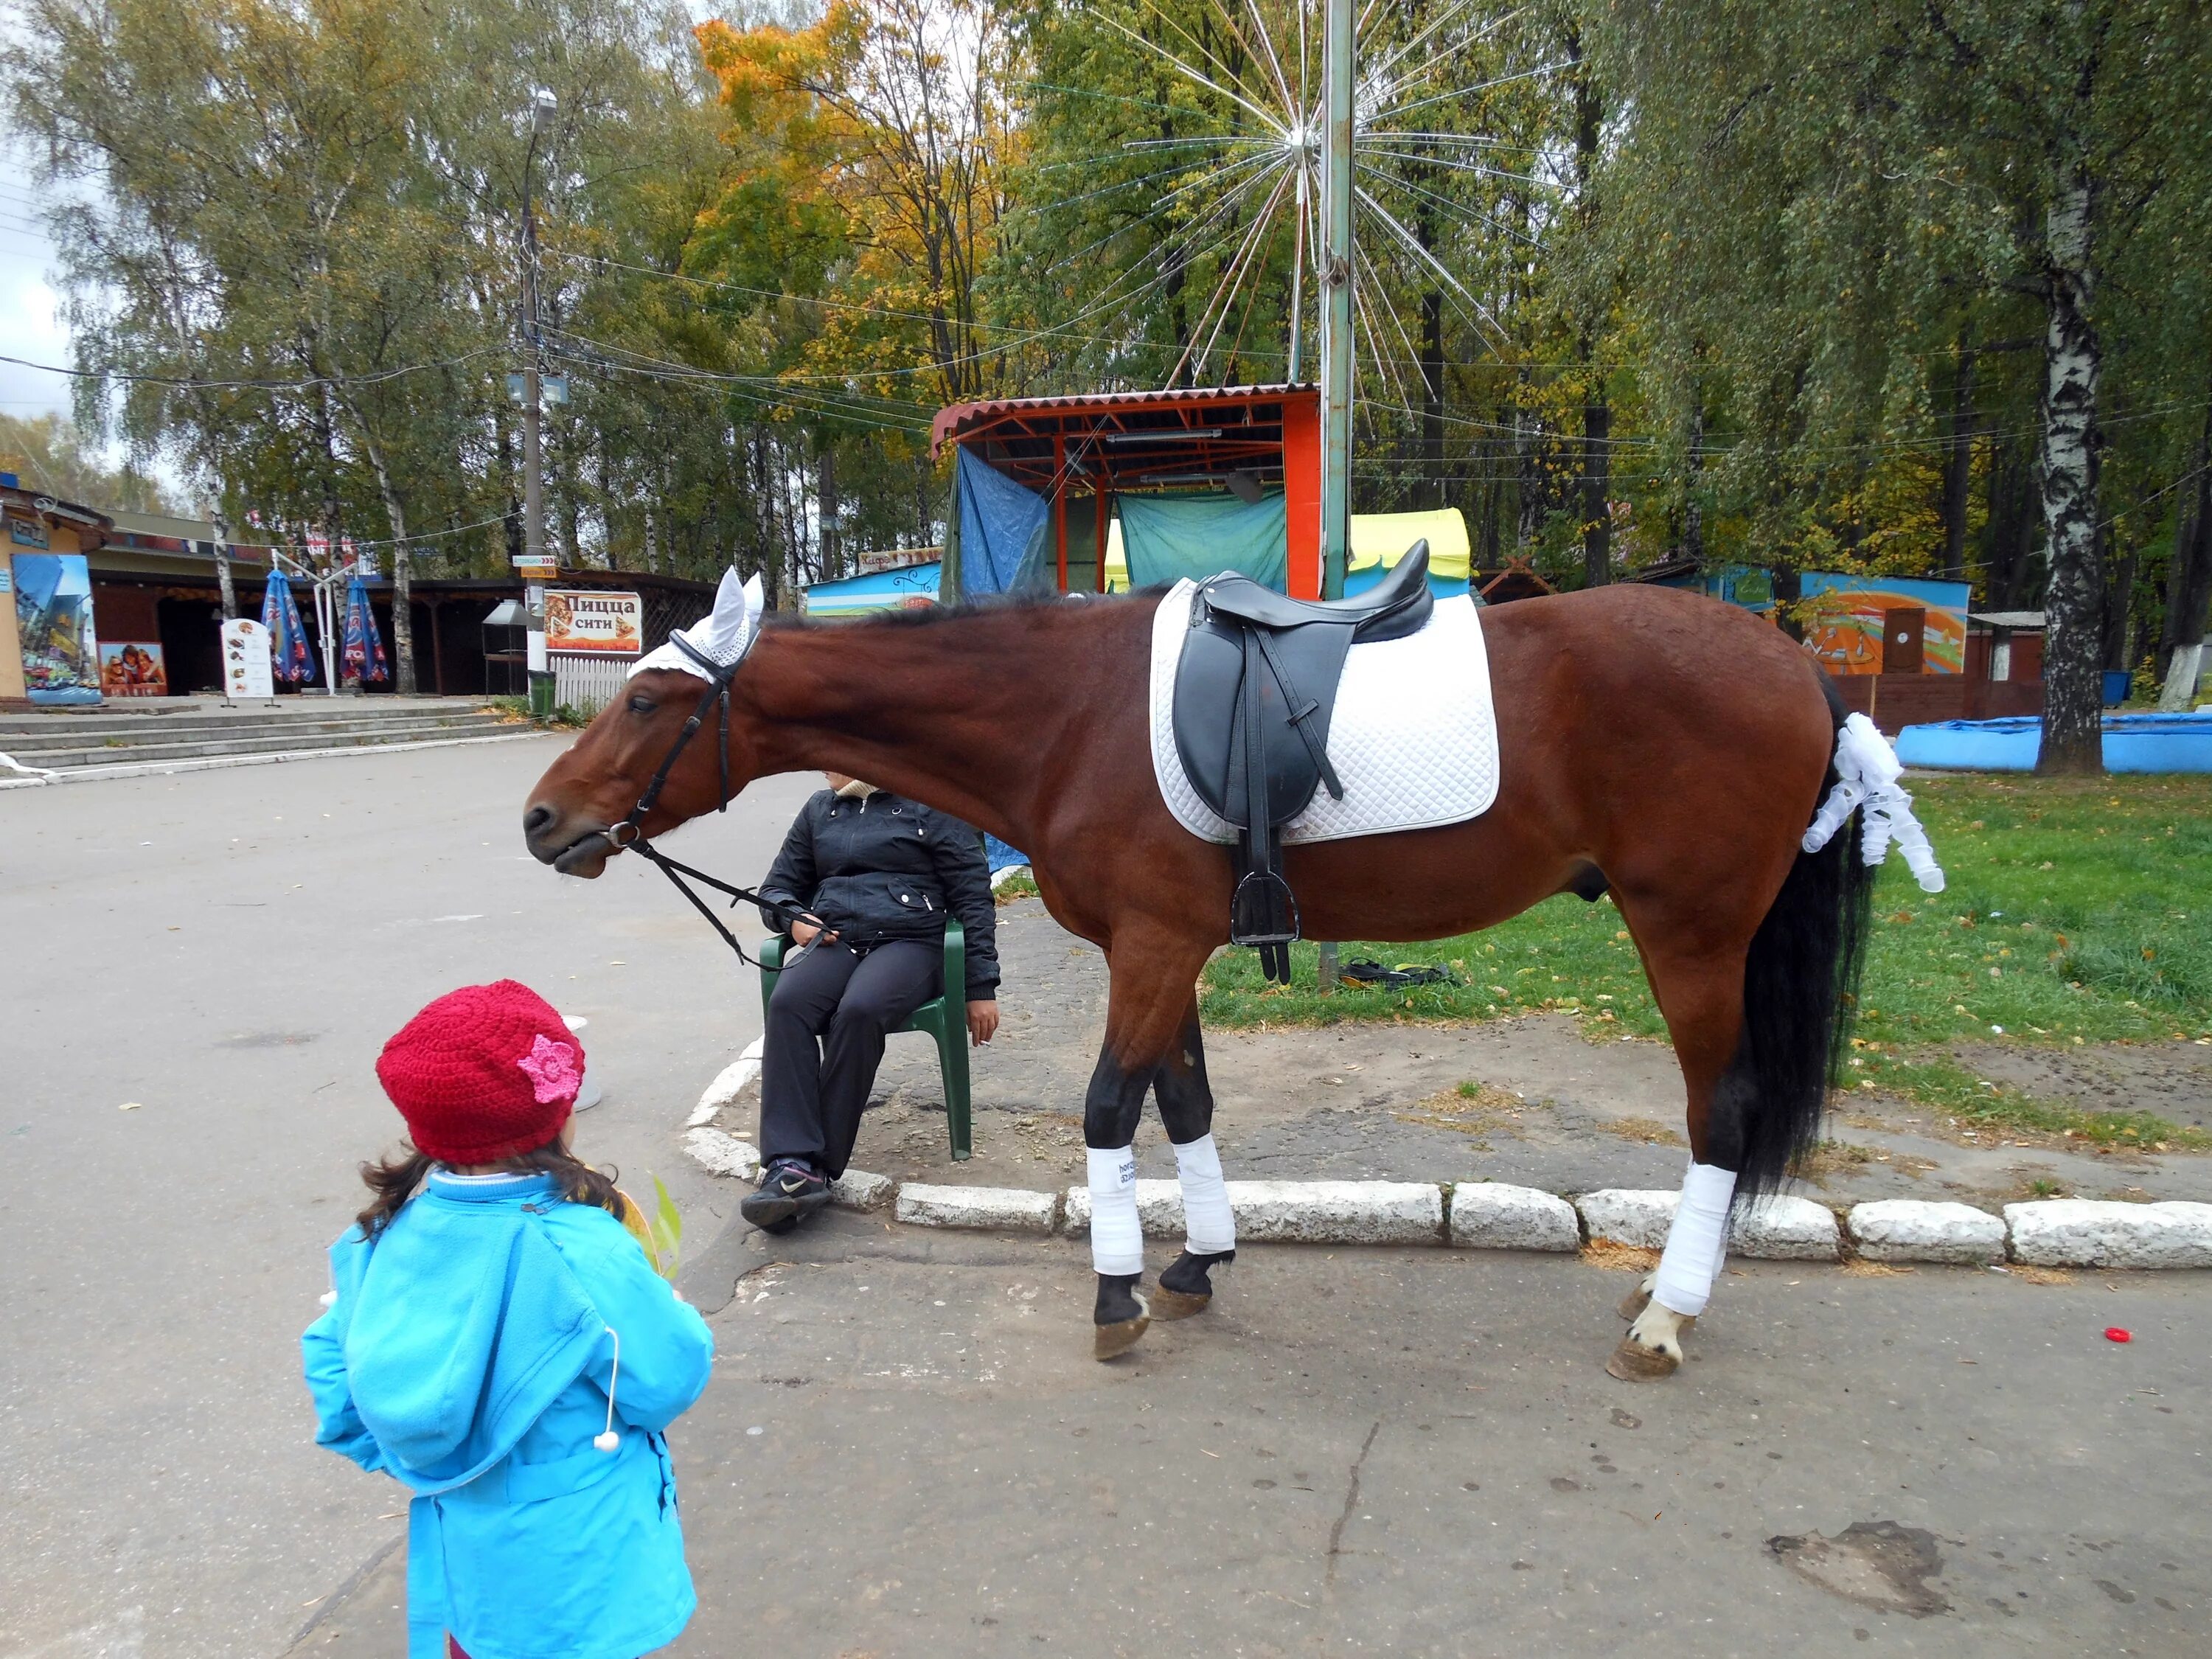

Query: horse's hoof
[1149,1284,1211,1321]
[1094,1303,1151,1360]
[1616,1287,1652,1322]
[1605,1335,1680,1382]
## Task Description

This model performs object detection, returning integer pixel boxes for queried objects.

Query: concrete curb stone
[687,1037,764,1128]
[830,1169,898,1213]
[1574,1189,1840,1261]
[1447,1182,1580,1252]
[2004,1199,2212,1268]
[676,1117,2212,1270]
[1575,1189,1676,1249]
[1063,1180,1441,1245]
[1848,1200,2008,1265]
[896,1183,1060,1234]
[682,1127,761,1183]
[1731,1196,1841,1261]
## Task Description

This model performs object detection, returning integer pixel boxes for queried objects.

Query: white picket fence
[551,653,630,717]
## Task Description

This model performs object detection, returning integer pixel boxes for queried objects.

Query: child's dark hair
[356,1135,623,1239]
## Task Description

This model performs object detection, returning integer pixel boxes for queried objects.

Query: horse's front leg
[1149,998,1237,1320]
[1085,927,1216,1361]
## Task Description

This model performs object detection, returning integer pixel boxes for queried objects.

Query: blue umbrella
[341,575,388,684]
[261,568,315,684]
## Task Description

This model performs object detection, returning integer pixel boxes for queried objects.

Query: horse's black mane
[765,584,1166,632]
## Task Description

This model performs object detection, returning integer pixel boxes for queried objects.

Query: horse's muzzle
[524,801,616,877]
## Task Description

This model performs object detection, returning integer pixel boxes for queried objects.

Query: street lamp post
[521,89,557,719]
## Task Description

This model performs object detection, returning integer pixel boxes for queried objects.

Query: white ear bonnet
[628,568,765,679]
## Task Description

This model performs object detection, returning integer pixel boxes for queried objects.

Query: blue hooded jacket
[303,1172,714,1659]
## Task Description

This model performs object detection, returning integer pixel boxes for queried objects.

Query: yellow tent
[1105,506,1470,591]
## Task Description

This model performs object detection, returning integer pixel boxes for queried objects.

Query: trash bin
[529,669,556,719]
[2102,669,2132,706]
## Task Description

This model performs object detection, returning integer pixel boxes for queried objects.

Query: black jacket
[756,789,1001,999]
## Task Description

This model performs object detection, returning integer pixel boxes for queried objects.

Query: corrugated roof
[931,383,1312,456]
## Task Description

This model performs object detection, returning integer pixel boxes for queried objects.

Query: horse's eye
[627,695,656,715]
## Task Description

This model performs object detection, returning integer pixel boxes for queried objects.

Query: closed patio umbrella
[261,568,316,684]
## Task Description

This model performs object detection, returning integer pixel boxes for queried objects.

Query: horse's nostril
[523,803,557,840]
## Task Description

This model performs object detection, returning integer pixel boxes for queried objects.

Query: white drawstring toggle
[594,1326,622,1452]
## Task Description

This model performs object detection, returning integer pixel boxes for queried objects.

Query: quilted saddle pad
[1147,578,1500,846]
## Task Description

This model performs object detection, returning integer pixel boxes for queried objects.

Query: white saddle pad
[1147,579,1500,846]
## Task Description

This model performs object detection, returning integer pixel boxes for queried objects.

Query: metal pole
[522,91,556,720]
[1318,0,1354,600]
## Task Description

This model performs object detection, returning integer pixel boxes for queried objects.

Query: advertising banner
[100,641,168,697]
[13,552,100,704]
[543,589,642,655]
[223,617,276,700]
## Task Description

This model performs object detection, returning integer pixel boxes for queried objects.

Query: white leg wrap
[1652,1162,1736,1318]
[1087,1145,1143,1276]
[1172,1133,1237,1255]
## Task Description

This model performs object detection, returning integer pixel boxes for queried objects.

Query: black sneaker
[742,1159,832,1233]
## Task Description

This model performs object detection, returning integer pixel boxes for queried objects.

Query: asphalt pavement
[302,1214,2211,1659]
[0,737,814,1659]
[6,742,2210,1659]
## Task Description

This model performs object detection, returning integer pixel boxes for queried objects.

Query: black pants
[758,938,942,1178]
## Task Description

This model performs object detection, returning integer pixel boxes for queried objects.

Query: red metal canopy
[931,384,1324,598]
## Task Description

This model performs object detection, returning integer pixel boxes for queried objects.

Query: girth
[1170,542,1435,982]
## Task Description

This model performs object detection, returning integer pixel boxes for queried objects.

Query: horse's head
[526,567,769,876]
[522,666,762,877]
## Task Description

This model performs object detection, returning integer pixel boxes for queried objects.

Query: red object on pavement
[2104,1327,2132,1343]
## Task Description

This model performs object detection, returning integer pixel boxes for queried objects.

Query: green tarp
[1117,489,1287,590]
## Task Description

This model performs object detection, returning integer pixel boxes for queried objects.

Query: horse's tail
[1724,675,1876,1206]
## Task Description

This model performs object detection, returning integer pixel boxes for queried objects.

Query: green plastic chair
[756,917,973,1161]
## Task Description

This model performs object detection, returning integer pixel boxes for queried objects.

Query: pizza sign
[543,590,642,655]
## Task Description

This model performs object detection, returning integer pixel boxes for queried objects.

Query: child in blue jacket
[304,981,714,1659]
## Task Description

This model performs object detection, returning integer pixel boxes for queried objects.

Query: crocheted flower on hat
[516,1033,581,1105]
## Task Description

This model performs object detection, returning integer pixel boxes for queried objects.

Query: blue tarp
[982,833,1029,874]
[956,448,1049,597]
[1118,489,1287,590]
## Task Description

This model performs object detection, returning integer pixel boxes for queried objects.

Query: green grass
[1197,773,2212,1138]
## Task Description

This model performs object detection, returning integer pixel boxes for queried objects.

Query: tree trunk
[2160,400,2212,708]
[1983,434,2037,609]
[1421,291,1444,510]
[1582,392,1611,587]
[818,437,842,581]
[336,391,419,695]
[209,506,237,620]
[1940,331,1977,577]
[2034,170,2104,776]
[1682,393,1705,563]
[2101,533,2136,673]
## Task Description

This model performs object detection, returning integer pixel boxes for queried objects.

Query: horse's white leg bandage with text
[1652,1162,1736,1318]
[1172,1133,1237,1256]
[1087,1146,1144,1276]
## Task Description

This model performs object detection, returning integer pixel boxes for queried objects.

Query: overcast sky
[0,168,74,426]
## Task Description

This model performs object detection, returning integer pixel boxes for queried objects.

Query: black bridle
[599,633,807,968]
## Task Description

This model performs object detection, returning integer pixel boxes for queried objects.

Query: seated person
[742,773,1001,1231]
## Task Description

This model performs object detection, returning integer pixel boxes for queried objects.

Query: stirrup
[1229,869,1299,949]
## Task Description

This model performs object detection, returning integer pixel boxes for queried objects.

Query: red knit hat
[375,980,585,1164]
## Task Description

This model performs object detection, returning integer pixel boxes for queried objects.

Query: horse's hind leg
[1150,1000,1237,1320]
[1084,928,1215,1360]
[1606,943,1750,1382]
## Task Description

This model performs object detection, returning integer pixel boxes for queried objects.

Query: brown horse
[524,582,1874,1380]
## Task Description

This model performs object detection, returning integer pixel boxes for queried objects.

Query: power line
[0,347,501,393]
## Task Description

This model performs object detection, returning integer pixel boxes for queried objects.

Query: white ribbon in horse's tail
[1801,713,1945,894]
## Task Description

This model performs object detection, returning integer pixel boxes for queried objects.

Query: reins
[600,631,810,970]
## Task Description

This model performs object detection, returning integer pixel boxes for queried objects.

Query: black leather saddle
[1172,542,1434,981]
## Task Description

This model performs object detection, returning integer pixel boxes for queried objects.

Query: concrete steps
[0,702,521,771]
